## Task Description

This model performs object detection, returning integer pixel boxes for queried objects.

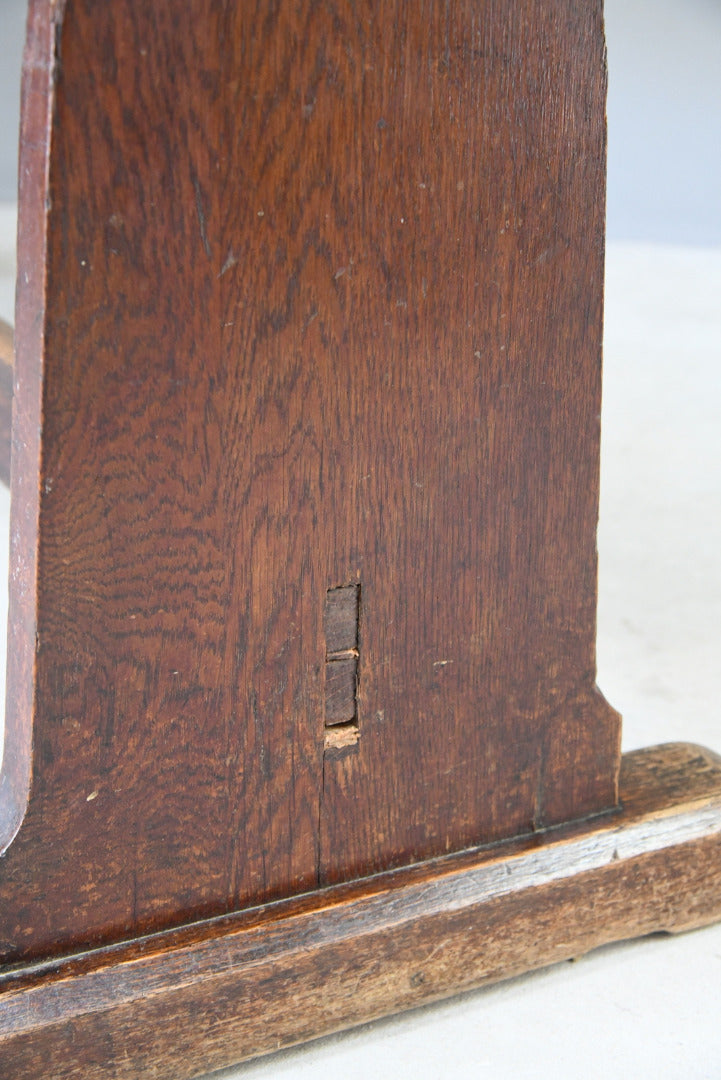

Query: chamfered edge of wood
[1,741,720,1080]
[1,0,53,859]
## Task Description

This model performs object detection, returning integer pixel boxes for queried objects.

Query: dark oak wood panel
[1,0,620,965]
[1,744,720,1080]
[2,7,720,1074]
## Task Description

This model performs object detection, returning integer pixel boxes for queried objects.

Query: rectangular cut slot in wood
[324,585,360,740]
[324,584,360,657]
[325,658,358,725]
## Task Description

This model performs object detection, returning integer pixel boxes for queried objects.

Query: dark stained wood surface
[1,744,720,1080]
[1,0,620,965]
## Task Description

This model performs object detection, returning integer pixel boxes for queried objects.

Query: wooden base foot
[1,742,720,1080]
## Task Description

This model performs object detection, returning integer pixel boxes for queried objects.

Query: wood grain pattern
[1,744,720,1080]
[1,0,620,966]
[0,319,12,487]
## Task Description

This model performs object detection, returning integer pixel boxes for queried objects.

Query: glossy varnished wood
[2,3,721,1076]
[0,0,621,965]
[1,744,721,1080]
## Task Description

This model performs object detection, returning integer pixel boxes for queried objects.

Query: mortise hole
[324,584,360,743]
[325,657,358,725]
[324,583,360,658]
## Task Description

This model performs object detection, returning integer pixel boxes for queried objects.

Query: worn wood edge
[1,741,720,1079]
[0,319,12,488]
[0,0,54,854]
